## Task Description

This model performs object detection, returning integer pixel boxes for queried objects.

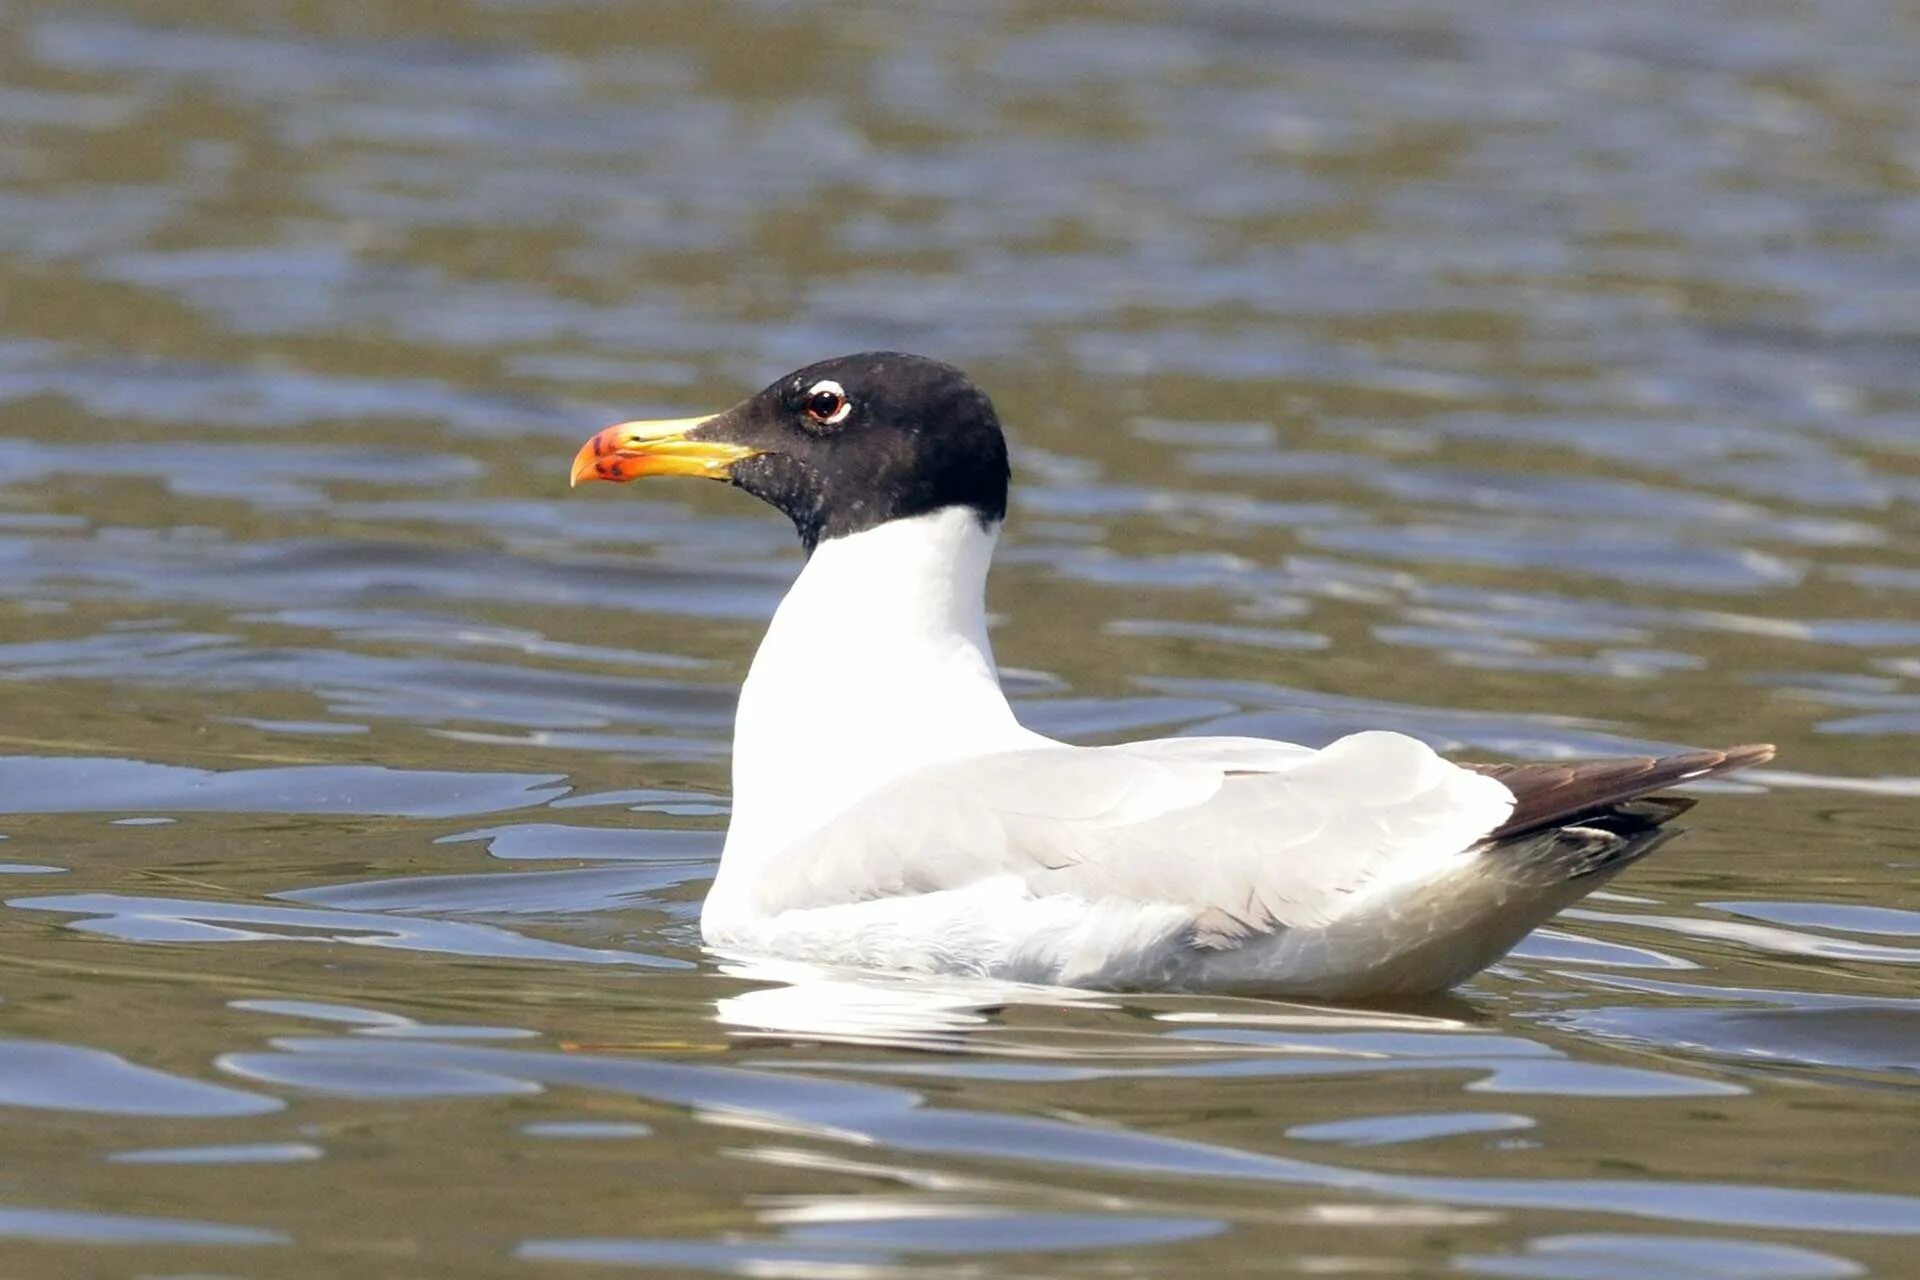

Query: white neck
[717,506,1038,877]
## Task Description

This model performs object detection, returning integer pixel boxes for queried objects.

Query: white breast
[709,507,1049,917]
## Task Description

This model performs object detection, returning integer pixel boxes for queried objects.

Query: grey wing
[748,730,1517,935]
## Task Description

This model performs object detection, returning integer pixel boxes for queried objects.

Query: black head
[574,352,1009,553]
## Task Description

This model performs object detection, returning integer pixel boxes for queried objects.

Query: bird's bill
[569,415,760,487]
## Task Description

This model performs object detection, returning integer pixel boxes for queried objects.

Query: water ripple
[0,0,1916,1271]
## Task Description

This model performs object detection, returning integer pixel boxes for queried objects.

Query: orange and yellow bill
[569,416,758,486]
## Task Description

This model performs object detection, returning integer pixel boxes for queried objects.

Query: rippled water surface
[0,0,1917,1275]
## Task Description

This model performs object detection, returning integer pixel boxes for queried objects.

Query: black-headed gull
[571,352,1772,998]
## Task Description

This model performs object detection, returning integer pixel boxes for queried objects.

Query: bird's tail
[1247,746,1772,1000]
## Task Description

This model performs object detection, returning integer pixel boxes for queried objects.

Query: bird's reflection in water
[711,956,1118,1051]
[708,954,1478,1056]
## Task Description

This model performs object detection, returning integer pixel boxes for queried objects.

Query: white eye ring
[802,379,851,426]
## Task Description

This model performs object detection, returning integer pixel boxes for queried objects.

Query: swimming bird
[570,353,1773,999]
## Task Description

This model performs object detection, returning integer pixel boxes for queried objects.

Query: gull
[570,352,1772,999]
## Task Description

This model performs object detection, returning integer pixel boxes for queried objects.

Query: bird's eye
[802,380,851,426]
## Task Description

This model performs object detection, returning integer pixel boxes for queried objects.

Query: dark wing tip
[1467,742,1776,843]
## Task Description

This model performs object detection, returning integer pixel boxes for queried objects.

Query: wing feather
[749,730,1515,933]
[1464,743,1774,840]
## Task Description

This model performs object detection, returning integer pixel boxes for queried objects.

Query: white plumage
[702,508,1567,998]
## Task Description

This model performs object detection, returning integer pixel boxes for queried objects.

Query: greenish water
[0,1,1916,1276]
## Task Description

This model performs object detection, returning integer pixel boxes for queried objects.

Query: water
[0,0,1915,1274]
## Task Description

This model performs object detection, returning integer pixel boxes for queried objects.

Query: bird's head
[571,352,1009,553]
